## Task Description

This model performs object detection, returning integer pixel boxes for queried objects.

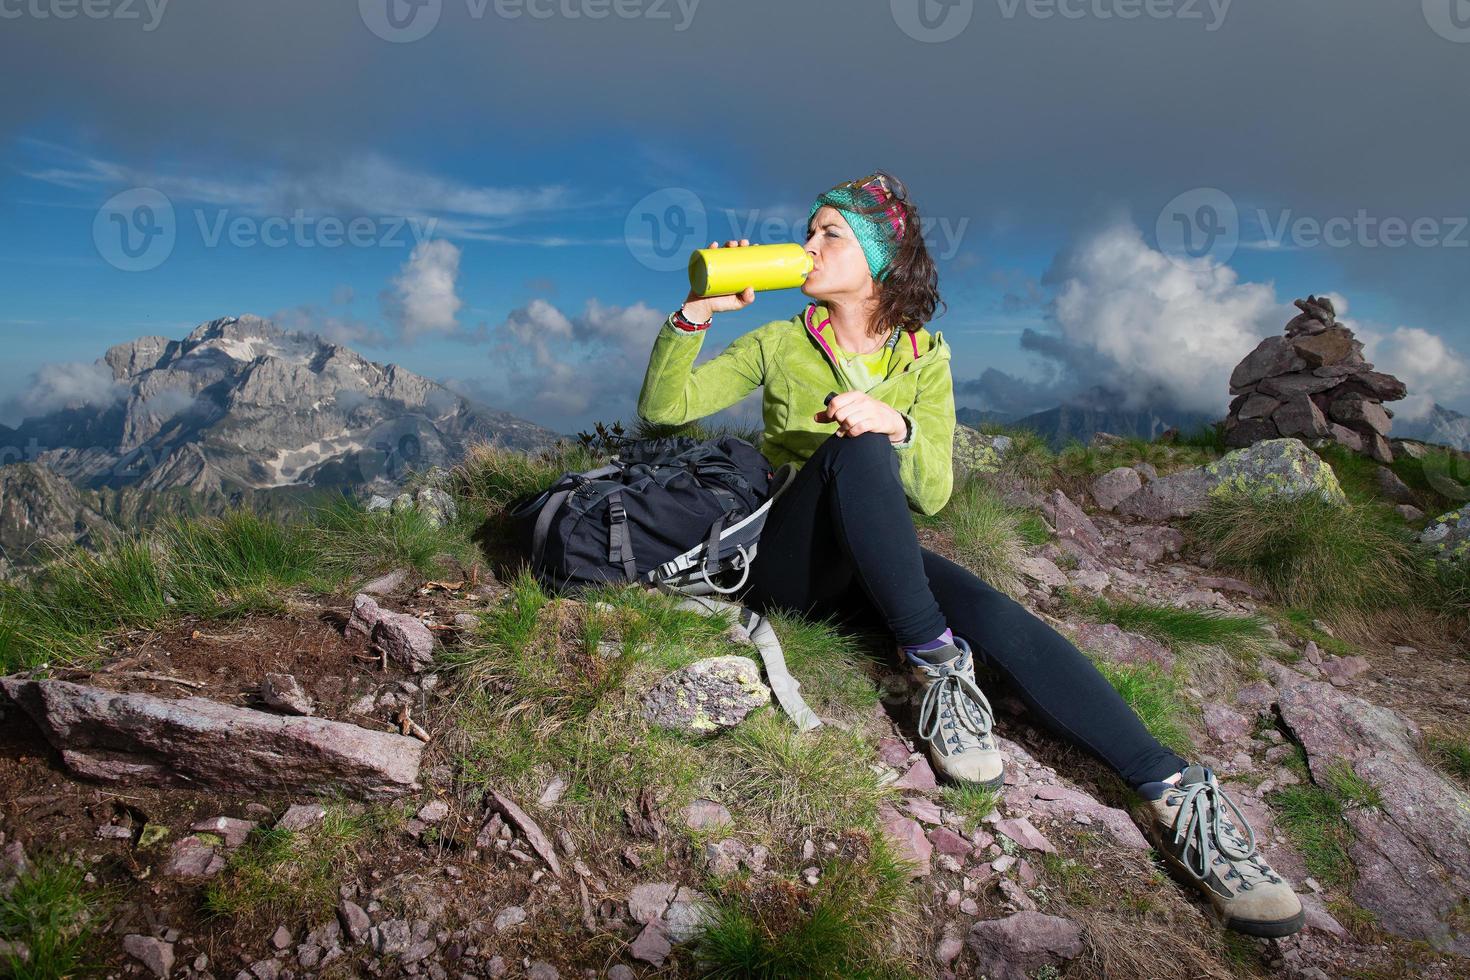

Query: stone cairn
[1224,295,1407,463]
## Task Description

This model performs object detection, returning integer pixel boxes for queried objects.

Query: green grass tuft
[1422,729,1470,787]
[202,806,389,923]
[0,537,170,672]
[941,785,1000,833]
[0,853,106,980]
[1088,659,1195,755]
[718,711,891,834]
[1062,592,1275,664]
[1268,782,1354,889]
[924,476,1032,596]
[1188,489,1427,616]
[695,836,917,980]
[309,495,478,578]
[1268,759,1381,890]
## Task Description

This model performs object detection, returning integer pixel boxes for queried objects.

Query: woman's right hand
[681,239,758,322]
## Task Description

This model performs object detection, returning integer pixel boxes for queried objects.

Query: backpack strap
[607,488,637,583]
[530,463,623,572]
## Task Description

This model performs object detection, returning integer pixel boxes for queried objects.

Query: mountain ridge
[2,315,563,496]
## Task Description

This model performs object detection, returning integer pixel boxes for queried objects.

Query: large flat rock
[1,679,423,800]
[1275,669,1470,955]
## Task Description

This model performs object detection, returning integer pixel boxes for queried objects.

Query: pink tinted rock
[190,816,256,849]
[928,827,973,860]
[1234,681,1277,714]
[1202,703,1252,744]
[629,923,672,967]
[0,680,423,801]
[277,804,326,832]
[346,594,381,637]
[680,799,733,831]
[1067,622,1174,673]
[877,738,912,767]
[1320,655,1369,686]
[879,807,932,878]
[903,796,944,825]
[163,836,225,878]
[994,817,1056,855]
[966,911,1085,980]
[894,757,938,793]
[627,883,676,925]
[373,611,436,673]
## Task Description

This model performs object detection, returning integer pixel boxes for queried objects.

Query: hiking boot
[903,634,1005,788]
[1141,764,1305,938]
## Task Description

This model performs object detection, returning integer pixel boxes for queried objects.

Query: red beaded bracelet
[670,306,711,332]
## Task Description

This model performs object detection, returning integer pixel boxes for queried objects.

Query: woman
[635,171,1304,938]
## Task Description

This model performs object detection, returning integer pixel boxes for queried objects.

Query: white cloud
[1041,221,1281,415]
[486,297,740,432]
[21,141,604,245]
[1356,324,1470,422]
[5,360,125,425]
[385,240,464,341]
[960,220,1470,422]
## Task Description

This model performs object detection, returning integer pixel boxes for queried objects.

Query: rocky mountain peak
[8,315,563,496]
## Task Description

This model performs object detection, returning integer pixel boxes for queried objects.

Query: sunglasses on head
[830,171,909,203]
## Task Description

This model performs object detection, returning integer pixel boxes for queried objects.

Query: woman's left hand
[815,390,905,441]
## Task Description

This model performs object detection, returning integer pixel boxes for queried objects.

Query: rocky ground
[1,434,1467,979]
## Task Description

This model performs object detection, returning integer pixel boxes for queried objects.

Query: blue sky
[2,1,1468,436]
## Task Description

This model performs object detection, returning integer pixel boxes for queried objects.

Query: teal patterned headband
[808,175,907,282]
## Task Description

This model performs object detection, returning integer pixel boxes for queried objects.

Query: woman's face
[801,205,876,302]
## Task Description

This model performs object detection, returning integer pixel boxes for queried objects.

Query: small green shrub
[203,807,377,923]
[695,838,917,980]
[0,854,106,980]
[1189,490,1425,615]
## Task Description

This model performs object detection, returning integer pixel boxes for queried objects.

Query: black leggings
[740,430,1186,791]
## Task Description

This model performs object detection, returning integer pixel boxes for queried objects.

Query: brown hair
[832,170,947,340]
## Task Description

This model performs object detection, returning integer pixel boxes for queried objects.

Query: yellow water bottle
[688,242,815,297]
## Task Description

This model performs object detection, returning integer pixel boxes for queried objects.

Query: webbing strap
[607,489,637,582]
[668,591,821,732]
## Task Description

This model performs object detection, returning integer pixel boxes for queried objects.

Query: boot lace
[913,644,995,758]
[1167,769,1281,888]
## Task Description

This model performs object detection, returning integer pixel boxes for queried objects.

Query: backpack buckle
[608,500,626,523]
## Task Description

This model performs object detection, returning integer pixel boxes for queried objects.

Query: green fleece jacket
[637,301,956,516]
